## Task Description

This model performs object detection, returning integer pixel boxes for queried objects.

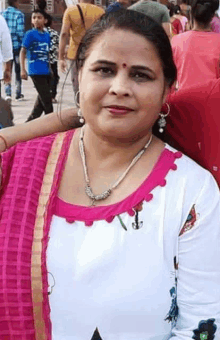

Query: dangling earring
[78,108,85,124]
[75,91,85,125]
[158,103,170,133]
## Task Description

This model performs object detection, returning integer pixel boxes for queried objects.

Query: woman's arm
[172,173,220,339]
[0,107,81,152]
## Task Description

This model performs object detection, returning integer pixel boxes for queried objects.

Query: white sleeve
[171,173,220,339]
[0,16,13,62]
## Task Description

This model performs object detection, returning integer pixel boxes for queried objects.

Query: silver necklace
[79,127,153,206]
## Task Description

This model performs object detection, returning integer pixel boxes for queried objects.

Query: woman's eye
[131,72,152,81]
[93,67,114,76]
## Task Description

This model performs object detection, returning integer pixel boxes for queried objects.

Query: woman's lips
[105,106,134,115]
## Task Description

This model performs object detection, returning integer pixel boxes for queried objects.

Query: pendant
[85,185,112,202]
[132,221,143,230]
[132,210,143,230]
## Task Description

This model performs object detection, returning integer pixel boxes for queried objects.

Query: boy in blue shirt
[20,9,53,121]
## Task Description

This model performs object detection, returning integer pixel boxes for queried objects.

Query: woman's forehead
[90,28,154,51]
[84,28,162,69]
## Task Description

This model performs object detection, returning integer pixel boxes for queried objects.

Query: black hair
[76,9,177,87]
[32,8,47,19]
[44,12,53,27]
[8,0,17,7]
[167,3,175,17]
[174,5,181,14]
[36,0,47,11]
[35,0,52,27]
[191,0,219,25]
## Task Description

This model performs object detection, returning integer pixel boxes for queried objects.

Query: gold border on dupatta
[31,133,66,340]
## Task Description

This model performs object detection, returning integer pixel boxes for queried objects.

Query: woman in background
[172,0,220,91]
[173,5,188,31]
[168,3,183,35]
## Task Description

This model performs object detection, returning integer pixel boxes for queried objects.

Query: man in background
[59,0,104,94]
[3,0,25,104]
[129,0,172,39]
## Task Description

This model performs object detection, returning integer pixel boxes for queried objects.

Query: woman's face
[79,28,168,141]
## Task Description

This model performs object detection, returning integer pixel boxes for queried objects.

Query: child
[20,9,53,121]
[44,13,60,104]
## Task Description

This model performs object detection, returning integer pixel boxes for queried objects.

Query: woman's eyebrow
[91,60,116,66]
[131,65,156,76]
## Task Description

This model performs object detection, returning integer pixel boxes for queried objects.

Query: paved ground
[7,70,76,125]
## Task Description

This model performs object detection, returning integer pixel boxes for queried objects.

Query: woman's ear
[162,84,170,104]
[78,69,83,89]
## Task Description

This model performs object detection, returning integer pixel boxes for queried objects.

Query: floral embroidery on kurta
[192,318,217,340]
[179,204,197,236]
[165,256,179,326]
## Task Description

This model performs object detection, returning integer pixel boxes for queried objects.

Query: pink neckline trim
[54,148,182,226]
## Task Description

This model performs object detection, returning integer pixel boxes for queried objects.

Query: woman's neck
[79,125,155,167]
[192,22,212,32]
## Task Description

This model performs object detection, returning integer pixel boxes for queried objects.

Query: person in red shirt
[166,79,220,186]
[172,0,220,91]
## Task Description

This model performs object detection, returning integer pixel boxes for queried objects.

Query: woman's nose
[109,74,132,97]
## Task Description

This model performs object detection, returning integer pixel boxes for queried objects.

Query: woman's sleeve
[171,173,220,339]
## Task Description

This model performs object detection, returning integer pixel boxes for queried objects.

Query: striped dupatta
[0,130,74,339]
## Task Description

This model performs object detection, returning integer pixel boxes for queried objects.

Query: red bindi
[122,63,127,68]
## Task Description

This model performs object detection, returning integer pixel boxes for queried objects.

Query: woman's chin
[101,122,135,137]
[86,116,151,141]
[99,124,147,142]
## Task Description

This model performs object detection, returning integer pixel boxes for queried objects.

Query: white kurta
[47,145,220,340]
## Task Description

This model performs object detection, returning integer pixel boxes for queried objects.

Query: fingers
[59,60,67,73]
[21,72,28,80]
[3,71,11,84]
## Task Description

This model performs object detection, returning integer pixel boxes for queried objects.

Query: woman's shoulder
[166,143,205,170]
[1,132,70,162]
[1,134,57,163]
[19,133,60,148]
[0,132,71,188]
[171,30,192,45]
[165,143,216,186]
[164,144,219,219]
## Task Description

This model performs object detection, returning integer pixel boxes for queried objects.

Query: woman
[0,10,220,340]
[172,0,220,91]
[173,5,188,32]
[169,4,184,35]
